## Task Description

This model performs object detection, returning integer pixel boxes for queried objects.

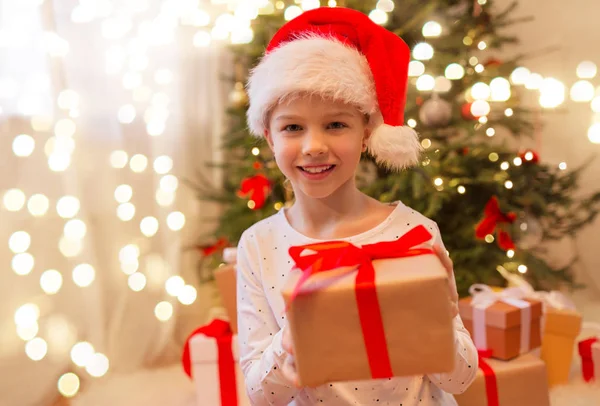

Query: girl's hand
[433,245,459,319]
[281,324,300,387]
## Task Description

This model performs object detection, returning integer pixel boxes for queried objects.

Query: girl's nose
[302,129,328,156]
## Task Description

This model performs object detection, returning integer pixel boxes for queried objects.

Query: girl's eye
[283,124,302,132]
[328,121,347,129]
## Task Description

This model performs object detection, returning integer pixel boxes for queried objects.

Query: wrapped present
[454,352,550,406]
[458,284,542,360]
[214,248,238,334]
[182,319,250,406]
[578,322,600,383]
[281,225,455,388]
[541,308,582,386]
[495,266,582,386]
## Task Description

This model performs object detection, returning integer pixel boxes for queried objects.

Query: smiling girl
[235,7,478,406]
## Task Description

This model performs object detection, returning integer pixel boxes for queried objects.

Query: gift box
[578,322,600,383]
[182,319,250,406]
[458,285,542,360]
[454,352,550,406]
[540,308,582,387]
[281,225,455,388]
[214,249,238,334]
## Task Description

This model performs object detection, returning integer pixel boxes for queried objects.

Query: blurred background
[0,0,598,405]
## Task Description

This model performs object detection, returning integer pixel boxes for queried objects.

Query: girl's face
[265,95,369,200]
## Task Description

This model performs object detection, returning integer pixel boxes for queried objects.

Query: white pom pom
[367,123,422,171]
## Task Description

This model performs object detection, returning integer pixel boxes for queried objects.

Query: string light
[408,61,425,77]
[559,162,568,170]
[457,186,466,194]
[486,128,496,137]
[518,264,528,274]
[504,180,514,189]
[368,9,388,25]
[407,118,417,128]
[416,74,435,91]
[588,123,600,144]
[507,249,515,258]
[445,63,465,80]
[58,373,80,398]
[412,43,434,61]
[40,270,63,295]
[577,61,597,79]
[513,157,522,166]
[154,301,174,321]
[422,21,442,38]
[505,108,514,117]
[251,147,260,156]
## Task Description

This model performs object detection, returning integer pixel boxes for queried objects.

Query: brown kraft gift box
[214,264,238,334]
[541,308,582,387]
[281,253,456,388]
[454,353,550,406]
[458,296,542,360]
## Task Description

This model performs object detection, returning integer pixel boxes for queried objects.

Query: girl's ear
[362,127,371,152]
[264,128,275,151]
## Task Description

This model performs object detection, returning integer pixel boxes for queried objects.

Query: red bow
[182,319,238,406]
[288,225,434,379]
[578,337,598,382]
[475,196,516,251]
[237,174,271,210]
[197,237,229,257]
[478,349,499,406]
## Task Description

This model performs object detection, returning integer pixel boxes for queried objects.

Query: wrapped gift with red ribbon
[182,319,250,406]
[281,225,456,387]
[454,352,550,406]
[578,322,600,383]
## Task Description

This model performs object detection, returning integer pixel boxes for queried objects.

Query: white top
[236,201,478,406]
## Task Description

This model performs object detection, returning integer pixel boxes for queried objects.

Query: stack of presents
[182,228,600,405]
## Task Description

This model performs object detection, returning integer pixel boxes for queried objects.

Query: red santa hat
[246,6,421,171]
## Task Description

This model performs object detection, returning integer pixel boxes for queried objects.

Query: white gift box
[190,332,250,406]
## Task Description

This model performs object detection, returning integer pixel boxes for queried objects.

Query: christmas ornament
[461,103,476,120]
[237,174,271,210]
[484,58,503,69]
[252,161,262,170]
[419,96,452,128]
[196,237,229,257]
[513,213,543,250]
[475,196,517,251]
[229,82,248,107]
[519,149,540,164]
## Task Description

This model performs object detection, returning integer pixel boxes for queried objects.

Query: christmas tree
[194,0,600,296]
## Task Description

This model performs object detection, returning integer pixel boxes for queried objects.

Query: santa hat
[246,7,421,171]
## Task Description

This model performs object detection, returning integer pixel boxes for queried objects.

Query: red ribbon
[182,319,238,406]
[578,337,598,382]
[475,196,516,251]
[197,237,229,257]
[237,174,271,210]
[478,349,499,406]
[287,225,434,379]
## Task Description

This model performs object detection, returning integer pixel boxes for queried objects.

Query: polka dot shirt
[236,201,478,406]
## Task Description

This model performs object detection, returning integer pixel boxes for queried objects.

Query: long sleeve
[427,315,479,394]
[236,230,300,405]
[425,221,479,394]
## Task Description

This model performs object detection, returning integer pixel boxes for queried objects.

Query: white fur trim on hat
[246,34,377,136]
[367,115,422,171]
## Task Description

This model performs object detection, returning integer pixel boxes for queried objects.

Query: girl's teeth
[303,166,331,173]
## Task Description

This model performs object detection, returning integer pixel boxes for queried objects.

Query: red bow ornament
[287,225,434,379]
[475,196,516,251]
[182,319,242,406]
[196,237,229,257]
[237,174,271,210]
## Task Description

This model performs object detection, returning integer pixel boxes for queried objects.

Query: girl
[236,7,478,406]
